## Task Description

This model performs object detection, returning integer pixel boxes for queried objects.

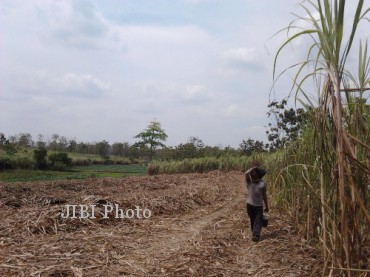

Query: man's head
[246,166,266,180]
[256,168,267,179]
[250,168,259,179]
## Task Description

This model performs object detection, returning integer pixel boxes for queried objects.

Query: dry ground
[0,171,322,276]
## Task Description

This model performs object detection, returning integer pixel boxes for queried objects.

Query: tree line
[0,131,266,162]
[0,102,307,170]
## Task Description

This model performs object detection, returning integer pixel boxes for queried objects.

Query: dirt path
[104,173,322,276]
[0,172,323,276]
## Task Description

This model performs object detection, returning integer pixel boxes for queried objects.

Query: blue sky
[1,0,368,147]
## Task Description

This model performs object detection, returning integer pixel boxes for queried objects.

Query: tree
[48,134,68,151]
[265,100,309,151]
[17,133,34,148]
[67,139,77,152]
[34,147,48,169]
[0,133,7,146]
[239,138,266,156]
[188,137,204,149]
[112,142,125,156]
[96,140,110,160]
[49,134,60,151]
[58,136,68,150]
[36,134,46,148]
[134,120,168,161]
[174,137,204,159]
[48,152,72,166]
[76,142,89,154]
[0,133,17,156]
[3,143,17,156]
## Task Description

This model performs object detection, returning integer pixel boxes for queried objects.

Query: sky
[1,0,369,148]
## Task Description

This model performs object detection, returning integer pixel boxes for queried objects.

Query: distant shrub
[0,157,13,170]
[92,159,104,165]
[15,156,34,169]
[114,158,131,165]
[50,161,67,171]
[103,158,112,165]
[147,164,159,175]
[3,143,17,156]
[72,159,91,166]
[48,152,72,168]
[132,158,147,165]
[34,148,48,169]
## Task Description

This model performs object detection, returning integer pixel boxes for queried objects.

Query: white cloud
[220,47,266,75]
[183,0,208,4]
[184,85,212,102]
[1,0,368,147]
[119,24,217,75]
[36,0,120,50]
[222,104,255,118]
[224,104,240,115]
[19,71,111,98]
[222,48,256,62]
[55,73,112,97]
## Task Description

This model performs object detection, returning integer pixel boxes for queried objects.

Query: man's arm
[245,172,252,184]
[263,186,269,212]
[245,166,258,184]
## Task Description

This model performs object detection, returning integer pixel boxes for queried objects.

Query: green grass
[0,165,147,183]
[71,164,147,175]
[1,148,135,165]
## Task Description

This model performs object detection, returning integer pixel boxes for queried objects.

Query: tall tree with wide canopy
[134,120,168,161]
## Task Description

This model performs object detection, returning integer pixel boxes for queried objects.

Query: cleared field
[0,172,322,276]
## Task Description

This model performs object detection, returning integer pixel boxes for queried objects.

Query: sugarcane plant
[273,0,370,275]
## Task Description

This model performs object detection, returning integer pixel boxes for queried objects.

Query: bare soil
[0,171,322,276]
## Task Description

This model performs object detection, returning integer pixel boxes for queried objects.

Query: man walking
[245,166,269,242]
